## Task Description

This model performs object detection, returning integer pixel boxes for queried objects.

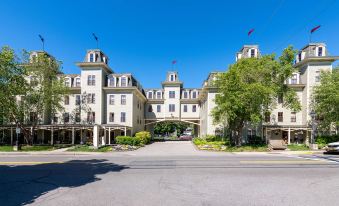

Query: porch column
[51,128,54,145]
[93,125,99,148]
[80,128,83,144]
[72,127,75,145]
[42,129,45,144]
[108,127,111,145]
[124,127,127,136]
[288,128,291,145]
[10,127,13,145]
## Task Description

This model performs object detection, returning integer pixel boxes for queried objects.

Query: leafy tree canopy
[212,46,301,145]
[312,67,339,131]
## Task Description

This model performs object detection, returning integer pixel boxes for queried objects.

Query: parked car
[325,142,339,153]
[179,135,192,141]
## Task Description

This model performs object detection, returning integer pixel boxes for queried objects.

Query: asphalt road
[0,142,339,206]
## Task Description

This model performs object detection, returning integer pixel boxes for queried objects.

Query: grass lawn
[0,145,70,152]
[287,144,310,151]
[67,145,112,152]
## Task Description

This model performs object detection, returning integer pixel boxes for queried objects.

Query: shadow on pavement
[0,159,128,206]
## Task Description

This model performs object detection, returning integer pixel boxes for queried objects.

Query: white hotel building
[0,43,337,147]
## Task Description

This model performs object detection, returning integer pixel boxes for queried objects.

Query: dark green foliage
[312,67,339,131]
[316,135,339,147]
[212,46,301,146]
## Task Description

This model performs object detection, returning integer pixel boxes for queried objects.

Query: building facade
[0,43,337,147]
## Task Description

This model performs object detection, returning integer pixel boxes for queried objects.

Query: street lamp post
[309,110,318,150]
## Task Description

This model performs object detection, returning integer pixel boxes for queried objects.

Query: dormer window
[298,53,302,62]
[148,92,153,99]
[250,49,255,57]
[109,76,115,87]
[183,91,188,99]
[65,78,70,87]
[89,53,94,62]
[156,91,162,99]
[192,91,197,99]
[31,54,37,63]
[318,47,323,57]
[75,78,81,87]
[121,77,127,87]
[169,74,175,82]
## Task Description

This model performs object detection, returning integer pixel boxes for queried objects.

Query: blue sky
[1,0,338,88]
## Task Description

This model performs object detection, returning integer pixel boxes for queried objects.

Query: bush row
[115,131,152,146]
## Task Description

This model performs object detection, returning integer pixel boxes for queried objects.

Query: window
[63,113,69,123]
[318,47,323,56]
[121,95,126,105]
[157,105,161,113]
[192,91,197,99]
[65,79,70,87]
[148,92,153,99]
[148,105,153,112]
[75,113,80,123]
[278,94,283,104]
[156,92,162,99]
[87,75,95,86]
[278,112,283,122]
[121,77,127,87]
[183,91,188,99]
[75,78,81,87]
[29,112,37,123]
[315,71,320,82]
[109,112,114,122]
[183,105,188,112]
[170,74,175,81]
[169,104,175,112]
[291,74,298,84]
[121,112,126,122]
[169,91,175,98]
[264,112,270,122]
[89,53,94,62]
[192,105,197,112]
[75,95,80,105]
[64,95,69,105]
[53,116,58,124]
[298,53,302,62]
[109,76,115,87]
[30,76,38,86]
[87,112,95,123]
[87,93,95,104]
[250,49,255,57]
[291,112,296,122]
[109,95,115,105]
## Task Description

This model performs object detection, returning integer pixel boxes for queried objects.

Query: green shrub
[316,135,339,148]
[135,131,151,144]
[116,136,141,146]
[193,138,207,145]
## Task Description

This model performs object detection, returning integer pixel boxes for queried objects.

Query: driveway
[125,141,201,156]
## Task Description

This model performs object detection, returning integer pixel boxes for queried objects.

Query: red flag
[172,60,177,65]
[248,28,255,36]
[311,25,321,33]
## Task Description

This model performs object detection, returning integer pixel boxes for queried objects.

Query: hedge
[116,136,141,146]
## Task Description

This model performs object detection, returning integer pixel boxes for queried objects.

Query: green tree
[0,46,28,139]
[21,51,69,144]
[0,47,68,145]
[312,67,339,132]
[212,46,301,146]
